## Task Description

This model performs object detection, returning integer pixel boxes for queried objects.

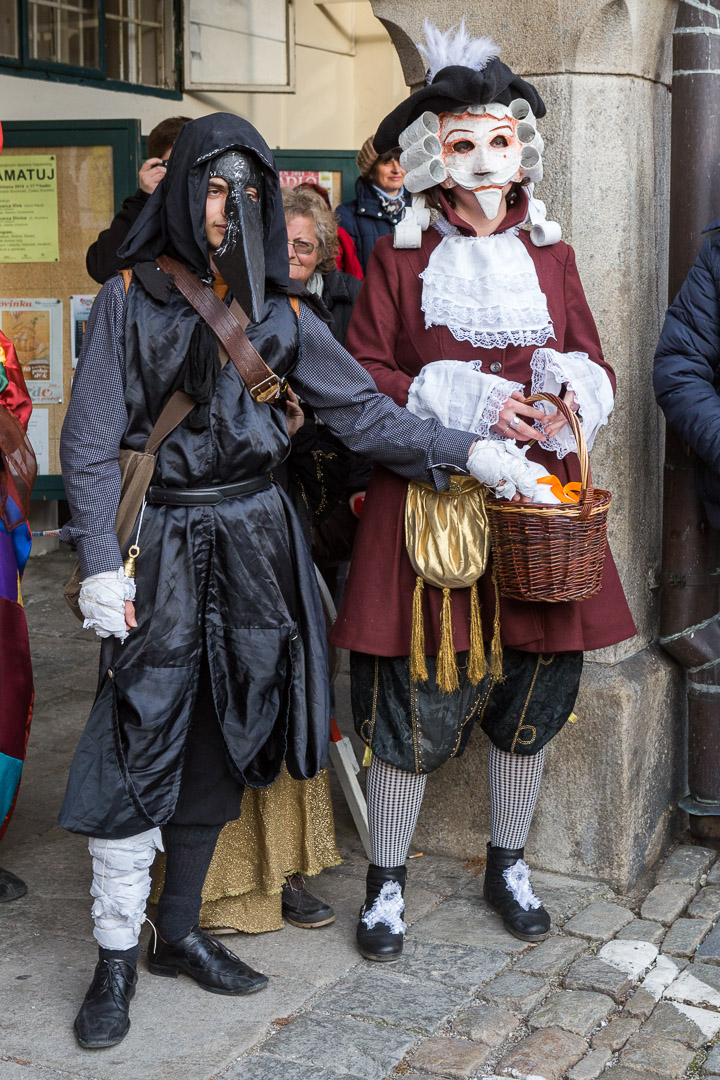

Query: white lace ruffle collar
[420,222,555,350]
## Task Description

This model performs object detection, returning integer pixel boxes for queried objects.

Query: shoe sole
[148,962,269,995]
[283,914,336,929]
[74,1022,130,1049]
[356,947,402,963]
[483,891,550,943]
[503,924,550,943]
[0,884,28,903]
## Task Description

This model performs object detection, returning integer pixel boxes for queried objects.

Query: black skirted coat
[59,279,330,840]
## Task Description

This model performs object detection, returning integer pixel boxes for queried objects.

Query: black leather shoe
[148,926,268,995]
[74,958,137,1049]
[0,866,27,903]
[282,873,335,928]
[483,842,551,942]
[356,863,407,962]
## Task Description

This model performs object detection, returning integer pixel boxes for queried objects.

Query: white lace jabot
[420,229,555,351]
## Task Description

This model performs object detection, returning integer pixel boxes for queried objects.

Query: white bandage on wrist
[467,439,538,500]
[79,567,136,643]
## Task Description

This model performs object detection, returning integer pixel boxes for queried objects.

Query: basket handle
[523,393,594,520]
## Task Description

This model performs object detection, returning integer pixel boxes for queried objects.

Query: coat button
[489,361,502,373]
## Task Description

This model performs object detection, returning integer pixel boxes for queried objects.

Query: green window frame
[0,0,182,97]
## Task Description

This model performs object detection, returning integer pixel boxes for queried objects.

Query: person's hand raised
[139,158,167,195]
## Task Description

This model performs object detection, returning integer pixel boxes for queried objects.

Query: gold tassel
[490,570,504,682]
[362,746,372,766]
[123,544,140,579]
[410,576,429,683]
[467,581,487,685]
[436,587,460,693]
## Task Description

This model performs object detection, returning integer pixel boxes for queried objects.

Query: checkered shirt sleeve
[59,276,128,579]
[293,304,475,489]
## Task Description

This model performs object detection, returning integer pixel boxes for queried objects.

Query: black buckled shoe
[281,873,335,928]
[356,863,407,963]
[74,958,137,1049]
[483,842,551,942]
[148,926,268,995]
[0,867,27,903]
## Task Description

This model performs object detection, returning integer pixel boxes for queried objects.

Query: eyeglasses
[287,239,318,256]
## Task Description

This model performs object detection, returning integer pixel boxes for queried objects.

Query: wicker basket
[484,392,611,603]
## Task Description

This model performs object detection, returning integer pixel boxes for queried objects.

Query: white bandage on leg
[88,827,164,951]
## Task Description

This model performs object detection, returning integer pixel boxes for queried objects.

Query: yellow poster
[0,155,59,263]
[0,298,63,402]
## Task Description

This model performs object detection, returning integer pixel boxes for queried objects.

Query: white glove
[467,439,539,501]
[79,568,136,643]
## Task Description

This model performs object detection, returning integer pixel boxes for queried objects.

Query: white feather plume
[417,19,500,83]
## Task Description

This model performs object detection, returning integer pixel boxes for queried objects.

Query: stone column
[370,0,685,890]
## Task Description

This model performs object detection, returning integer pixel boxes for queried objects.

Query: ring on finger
[508,415,519,430]
[501,423,511,435]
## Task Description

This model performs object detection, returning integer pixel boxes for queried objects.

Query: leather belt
[147,475,271,506]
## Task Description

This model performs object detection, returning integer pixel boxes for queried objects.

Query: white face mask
[438,104,522,219]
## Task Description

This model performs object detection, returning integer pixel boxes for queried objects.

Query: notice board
[0,120,140,498]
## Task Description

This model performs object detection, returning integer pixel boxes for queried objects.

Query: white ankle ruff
[503,859,542,912]
[362,880,407,935]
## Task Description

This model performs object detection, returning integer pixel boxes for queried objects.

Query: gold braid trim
[410,576,429,683]
[467,580,487,685]
[436,587,460,693]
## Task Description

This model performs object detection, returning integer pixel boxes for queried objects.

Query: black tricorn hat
[374,59,546,155]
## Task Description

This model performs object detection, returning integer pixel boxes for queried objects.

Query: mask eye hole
[245,187,260,204]
[451,140,475,153]
[490,135,509,148]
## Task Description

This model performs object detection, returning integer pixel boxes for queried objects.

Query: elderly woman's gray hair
[282,187,338,274]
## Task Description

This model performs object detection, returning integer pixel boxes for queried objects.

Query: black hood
[118,112,290,289]
[375,62,546,154]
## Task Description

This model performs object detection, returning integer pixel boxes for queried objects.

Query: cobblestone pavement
[2,551,720,1080]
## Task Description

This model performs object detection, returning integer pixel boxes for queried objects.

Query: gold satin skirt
[150,767,342,934]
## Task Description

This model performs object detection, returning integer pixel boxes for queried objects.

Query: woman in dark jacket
[336,138,407,274]
[654,219,720,526]
[282,185,371,586]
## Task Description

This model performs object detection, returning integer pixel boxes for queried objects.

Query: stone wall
[370,0,687,890]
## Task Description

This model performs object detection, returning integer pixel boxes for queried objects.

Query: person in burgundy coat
[331,21,636,962]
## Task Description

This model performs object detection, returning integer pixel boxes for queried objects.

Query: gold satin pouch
[404,475,489,589]
[404,475,501,692]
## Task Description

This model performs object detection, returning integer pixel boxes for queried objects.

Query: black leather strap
[146,475,271,506]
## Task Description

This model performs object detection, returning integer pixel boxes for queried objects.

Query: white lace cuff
[530,348,614,459]
[407,360,523,440]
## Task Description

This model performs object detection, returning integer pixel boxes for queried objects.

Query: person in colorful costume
[0,326,35,902]
[330,21,637,962]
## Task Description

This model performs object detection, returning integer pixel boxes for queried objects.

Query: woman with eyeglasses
[283,186,362,347]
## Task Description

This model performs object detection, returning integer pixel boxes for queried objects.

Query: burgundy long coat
[332,196,636,657]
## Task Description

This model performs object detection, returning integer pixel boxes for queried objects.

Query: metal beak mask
[209,150,266,323]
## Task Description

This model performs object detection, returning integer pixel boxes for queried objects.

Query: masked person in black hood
[59,112,497,1050]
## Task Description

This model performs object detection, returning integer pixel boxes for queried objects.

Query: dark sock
[98,944,139,967]
[156,823,222,944]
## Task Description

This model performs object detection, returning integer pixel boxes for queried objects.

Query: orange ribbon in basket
[536,476,582,504]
